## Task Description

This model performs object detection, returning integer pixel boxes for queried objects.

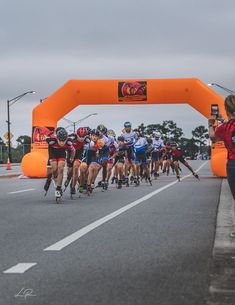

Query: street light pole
[63,113,98,132]
[6,91,36,163]
[7,100,11,162]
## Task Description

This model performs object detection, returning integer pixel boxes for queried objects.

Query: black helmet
[91,129,101,136]
[97,124,107,134]
[124,121,132,128]
[170,142,177,147]
[147,138,153,144]
[56,126,64,133]
[56,128,68,141]
[117,136,125,142]
[85,127,92,135]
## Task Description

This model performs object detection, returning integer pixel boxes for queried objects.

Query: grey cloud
[0,0,235,57]
[0,0,235,143]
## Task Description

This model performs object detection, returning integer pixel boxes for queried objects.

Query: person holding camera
[208,94,235,199]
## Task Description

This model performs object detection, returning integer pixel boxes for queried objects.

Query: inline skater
[83,129,104,195]
[77,127,92,194]
[161,141,172,175]
[106,139,118,185]
[66,127,90,197]
[169,142,199,181]
[151,131,164,178]
[112,136,129,189]
[106,129,119,184]
[97,124,115,190]
[44,126,64,194]
[134,132,152,185]
[143,137,154,181]
[121,122,138,186]
[45,128,75,200]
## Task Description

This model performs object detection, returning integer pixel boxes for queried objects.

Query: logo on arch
[118,81,147,102]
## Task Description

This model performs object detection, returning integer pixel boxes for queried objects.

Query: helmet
[56,128,68,142]
[77,127,88,137]
[97,124,107,134]
[155,132,161,138]
[147,138,153,144]
[85,127,92,135]
[170,142,177,147]
[124,121,132,128]
[91,129,101,136]
[107,129,116,138]
[56,127,64,133]
[117,136,125,142]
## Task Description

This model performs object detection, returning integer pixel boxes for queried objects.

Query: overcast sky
[0,0,235,144]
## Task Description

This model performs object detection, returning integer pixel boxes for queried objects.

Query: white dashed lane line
[8,189,36,194]
[3,263,37,274]
[44,162,207,251]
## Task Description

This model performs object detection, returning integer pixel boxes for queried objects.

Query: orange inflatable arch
[21,78,226,178]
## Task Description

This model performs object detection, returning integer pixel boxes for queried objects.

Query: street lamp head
[207,83,235,94]
[29,91,36,94]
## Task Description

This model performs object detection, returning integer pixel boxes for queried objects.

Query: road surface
[0,161,221,305]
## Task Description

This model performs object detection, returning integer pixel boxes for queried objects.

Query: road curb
[0,174,21,179]
[0,163,20,167]
[207,179,235,304]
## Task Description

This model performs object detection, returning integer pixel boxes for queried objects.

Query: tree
[179,137,198,159]
[146,124,163,135]
[160,120,183,142]
[192,126,209,154]
[15,135,32,161]
[137,123,147,134]
[137,121,184,142]
[16,135,31,145]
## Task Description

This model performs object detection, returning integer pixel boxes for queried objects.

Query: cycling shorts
[135,153,148,165]
[66,149,83,167]
[49,146,66,162]
[151,151,160,162]
[163,153,172,160]
[172,156,186,163]
[126,147,135,161]
[114,156,125,164]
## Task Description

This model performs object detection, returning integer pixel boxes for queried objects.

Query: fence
[0,144,31,163]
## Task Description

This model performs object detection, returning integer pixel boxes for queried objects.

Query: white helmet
[154,132,161,138]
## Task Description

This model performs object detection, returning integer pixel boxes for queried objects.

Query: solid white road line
[3,263,37,274]
[44,162,208,251]
[8,189,35,194]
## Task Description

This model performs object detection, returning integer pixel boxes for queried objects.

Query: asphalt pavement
[0,164,22,178]
[0,161,222,305]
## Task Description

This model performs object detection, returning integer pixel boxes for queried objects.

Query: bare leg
[56,161,65,188]
[79,163,88,187]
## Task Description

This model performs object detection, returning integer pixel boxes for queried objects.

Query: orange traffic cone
[6,157,11,170]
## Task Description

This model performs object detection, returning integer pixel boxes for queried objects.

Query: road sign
[3,132,13,140]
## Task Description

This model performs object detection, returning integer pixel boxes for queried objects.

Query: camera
[211,104,219,119]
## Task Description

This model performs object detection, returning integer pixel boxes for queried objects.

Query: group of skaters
[43,122,199,201]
